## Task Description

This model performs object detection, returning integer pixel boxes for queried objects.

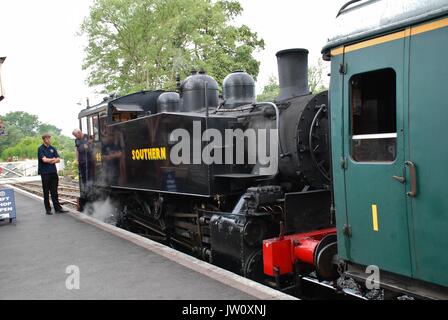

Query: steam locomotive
[77,48,333,283]
[78,0,448,300]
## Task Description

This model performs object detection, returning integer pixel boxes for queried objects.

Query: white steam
[82,197,117,225]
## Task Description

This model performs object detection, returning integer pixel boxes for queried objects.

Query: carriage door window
[350,68,397,162]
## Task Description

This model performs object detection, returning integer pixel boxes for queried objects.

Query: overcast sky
[0,0,347,136]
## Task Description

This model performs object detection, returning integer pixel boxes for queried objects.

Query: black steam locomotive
[77,48,333,281]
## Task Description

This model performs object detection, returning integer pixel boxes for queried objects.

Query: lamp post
[0,57,6,102]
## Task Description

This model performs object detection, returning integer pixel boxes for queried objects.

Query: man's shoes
[46,211,53,215]
[55,208,68,214]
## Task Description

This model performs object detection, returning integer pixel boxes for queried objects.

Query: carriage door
[408,22,448,286]
[342,36,412,276]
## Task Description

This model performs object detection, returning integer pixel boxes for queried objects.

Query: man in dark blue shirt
[37,133,68,215]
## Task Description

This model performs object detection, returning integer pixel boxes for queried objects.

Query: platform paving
[0,191,258,300]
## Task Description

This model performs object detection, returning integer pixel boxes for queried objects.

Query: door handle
[405,161,417,197]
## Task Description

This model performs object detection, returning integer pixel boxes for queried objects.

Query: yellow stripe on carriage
[372,204,379,232]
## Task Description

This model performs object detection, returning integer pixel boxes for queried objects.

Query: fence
[0,159,65,179]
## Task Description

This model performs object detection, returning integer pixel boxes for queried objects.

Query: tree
[0,111,67,153]
[1,111,40,136]
[308,58,328,94]
[0,124,25,154]
[80,0,265,94]
[1,136,42,160]
[0,111,75,163]
[1,130,75,162]
[38,123,62,136]
[256,75,279,102]
[256,59,329,102]
[0,112,40,154]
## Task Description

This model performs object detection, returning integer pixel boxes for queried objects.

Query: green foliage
[256,59,329,102]
[0,124,25,155]
[0,112,75,165]
[1,136,42,160]
[308,58,329,94]
[38,123,62,136]
[1,111,40,135]
[0,111,38,154]
[58,159,79,178]
[256,75,279,102]
[80,0,265,94]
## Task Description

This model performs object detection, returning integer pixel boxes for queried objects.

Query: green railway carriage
[322,0,448,297]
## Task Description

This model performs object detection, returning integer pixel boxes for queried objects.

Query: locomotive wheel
[121,194,168,236]
[137,195,167,232]
[115,200,130,229]
[243,250,265,283]
[153,195,164,220]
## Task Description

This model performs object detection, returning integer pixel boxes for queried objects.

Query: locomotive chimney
[276,48,310,102]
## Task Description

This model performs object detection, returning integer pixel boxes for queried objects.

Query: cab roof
[78,90,164,119]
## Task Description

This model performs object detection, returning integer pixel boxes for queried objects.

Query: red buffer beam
[263,228,337,277]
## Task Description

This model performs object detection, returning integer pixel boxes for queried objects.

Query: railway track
[11,180,79,210]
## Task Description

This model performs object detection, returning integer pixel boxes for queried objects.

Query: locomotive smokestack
[276,49,309,102]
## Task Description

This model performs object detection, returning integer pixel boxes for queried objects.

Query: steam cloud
[82,197,117,225]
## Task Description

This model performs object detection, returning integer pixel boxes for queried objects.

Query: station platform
[0,188,294,300]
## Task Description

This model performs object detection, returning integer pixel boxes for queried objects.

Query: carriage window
[350,68,397,162]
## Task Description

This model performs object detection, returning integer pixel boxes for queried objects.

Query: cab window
[88,115,100,141]
[80,117,89,135]
[112,111,137,123]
